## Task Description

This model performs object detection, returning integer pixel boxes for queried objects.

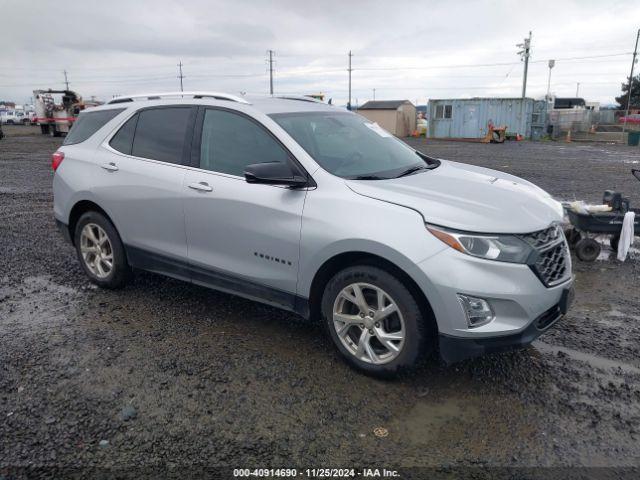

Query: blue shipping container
[428,98,546,140]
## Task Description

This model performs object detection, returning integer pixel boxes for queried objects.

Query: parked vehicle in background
[0,111,36,125]
[1,110,20,125]
[618,114,640,125]
[51,92,574,377]
[33,89,85,137]
[18,111,36,125]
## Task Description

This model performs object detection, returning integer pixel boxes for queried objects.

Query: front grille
[521,225,562,249]
[520,225,572,287]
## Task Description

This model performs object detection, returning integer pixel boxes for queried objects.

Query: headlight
[427,224,533,263]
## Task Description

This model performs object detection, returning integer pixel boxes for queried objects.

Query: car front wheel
[321,265,431,377]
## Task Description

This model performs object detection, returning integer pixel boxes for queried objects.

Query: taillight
[51,151,64,171]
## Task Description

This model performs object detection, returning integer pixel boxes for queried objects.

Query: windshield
[270,111,439,179]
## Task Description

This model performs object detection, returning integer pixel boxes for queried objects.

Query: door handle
[101,162,118,172]
[188,181,213,192]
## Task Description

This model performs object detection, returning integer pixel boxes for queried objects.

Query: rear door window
[131,107,193,164]
[63,108,125,145]
[109,113,138,155]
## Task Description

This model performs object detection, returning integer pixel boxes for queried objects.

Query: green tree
[616,73,640,109]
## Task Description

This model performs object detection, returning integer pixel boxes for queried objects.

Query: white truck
[33,89,84,136]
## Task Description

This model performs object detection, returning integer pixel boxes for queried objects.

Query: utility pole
[622,28,640,140]
[575,82,580,97]
[347,51,353,110]
[517,31,532,98]
[267,50,275,95]
[546,59,555,100]
[177,61,185,92]
[63,70,70,90]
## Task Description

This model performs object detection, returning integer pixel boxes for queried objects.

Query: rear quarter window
[109,113,139,155]
[63,109,125,145]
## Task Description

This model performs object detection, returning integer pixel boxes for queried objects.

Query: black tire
[575,238,601,262]
[610,233,620,252]
[564,227,582,247]
[321,265,432,377]
[73,211,131,289]
[50,126,61,137]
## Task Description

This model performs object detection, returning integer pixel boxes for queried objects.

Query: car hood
[346,160,564,234]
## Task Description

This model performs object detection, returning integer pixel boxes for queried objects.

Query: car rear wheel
[74,211,131,289]
[321,265,431,377]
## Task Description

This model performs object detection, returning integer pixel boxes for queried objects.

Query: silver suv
[53,92,574,376]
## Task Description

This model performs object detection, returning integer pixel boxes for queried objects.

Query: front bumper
[408,246,574,363]
[439,286,574,363]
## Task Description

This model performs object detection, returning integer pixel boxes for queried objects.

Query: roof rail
[107,91,250,105]
[275,95,324,104]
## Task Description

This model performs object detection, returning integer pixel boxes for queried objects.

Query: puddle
[21,276,77,295]
[388,392,537,462]
[388,398,483,448]
[534,341,640,375]
[0,276,79,328]
[607,308,640,322]
[591,236,640,262]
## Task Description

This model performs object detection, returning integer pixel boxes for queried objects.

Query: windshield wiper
[396,165,431,178]
[351,175,386,180]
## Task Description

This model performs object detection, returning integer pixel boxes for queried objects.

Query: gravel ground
[2,126,640,477]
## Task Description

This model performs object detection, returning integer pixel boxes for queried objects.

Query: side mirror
[244,162,308,188]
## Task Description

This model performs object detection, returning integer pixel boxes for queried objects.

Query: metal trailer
[33,89,84,137]
[428,97,547,140]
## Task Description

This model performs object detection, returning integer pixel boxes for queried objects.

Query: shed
[358,100,417,137]
[428,98,547,140]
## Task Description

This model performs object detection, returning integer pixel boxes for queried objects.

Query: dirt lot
[2,125,640,477]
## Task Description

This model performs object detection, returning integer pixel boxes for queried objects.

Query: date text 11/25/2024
[232,468,400,478]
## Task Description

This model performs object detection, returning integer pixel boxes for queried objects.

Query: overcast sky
[1,0,638,106]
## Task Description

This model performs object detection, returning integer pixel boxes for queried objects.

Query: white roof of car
[98,91,340,115]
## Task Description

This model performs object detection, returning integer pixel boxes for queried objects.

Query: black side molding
[125,245,310,319]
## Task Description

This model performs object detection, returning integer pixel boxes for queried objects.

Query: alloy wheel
[80,223,114,279]
[332,282,406,365]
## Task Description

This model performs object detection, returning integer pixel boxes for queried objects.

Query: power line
[530,52,631,63]
[0,52,630,80]
[351,52,631,72]
[356,61,518,71]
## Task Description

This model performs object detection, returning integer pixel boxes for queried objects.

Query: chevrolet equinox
[52,92,574,376]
